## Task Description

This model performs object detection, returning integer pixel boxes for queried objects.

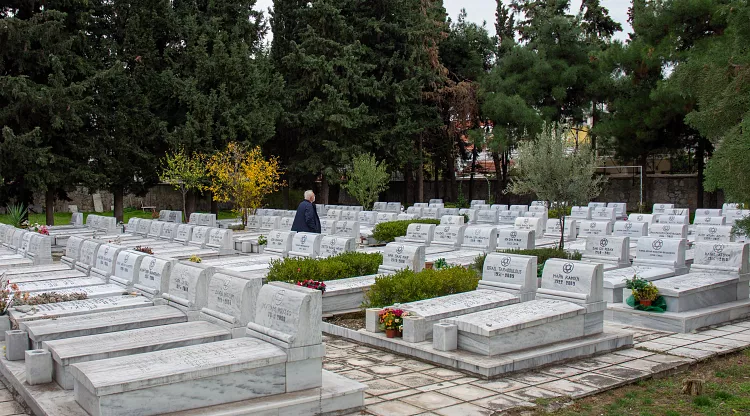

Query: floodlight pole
[597,165,643,209]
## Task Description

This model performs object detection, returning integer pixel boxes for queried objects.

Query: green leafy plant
[364,266,480,308]
[189,255,202,263]
[257,235,267,246]
[462,213,470,223]
[267,252,383,283]
[456,183,469,208]
[627,277,659,302]
[434,258,448,270]
[5,204,27,228]
[341,153,391,210]
[625,276,649,292]
[160,149,208,223]
[371,219,441,243]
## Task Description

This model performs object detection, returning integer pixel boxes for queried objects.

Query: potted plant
[635,282,659,307]
[625,276,658,306]
[257,235,267,254]
[434,258,448,270]
[189,255,202,263]
[378,308,409,338]
[296,279,326,293]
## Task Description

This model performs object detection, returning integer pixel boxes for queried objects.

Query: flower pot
[385,329,398,338]
[425,262,434,270]
[0,315,10,341]
[396,330,403,337]
[639,299,652,307]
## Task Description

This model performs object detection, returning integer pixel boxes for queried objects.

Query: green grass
[0,208,239,226]
[519,348,750,416]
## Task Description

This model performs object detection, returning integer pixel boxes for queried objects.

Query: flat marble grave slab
[323,321,632,378]
[21,305,187,349]
[15,277,108,293]
[323,275,378,316]
[5,269,87,283]
[45,321,231,389]
[0,264,72,276]
[603,266,676,303]
[9,295,153,323]
[607,298,750,333]
[0,348,364,416]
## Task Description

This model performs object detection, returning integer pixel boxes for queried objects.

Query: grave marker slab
[693,216,726,226]
[479,253,537,301]
[134,256,174,299]
[289,232,323,258]
[657,214,689,225]
[694,225,734,242]
[579,221,613,237]
[320,236,356,258]
[461,226,498,252]
[440,215,464,225]
[334,220,360,239]
[432,225,466,248]
[266,230,296,256]
[649,223,688,239]
[200,270,263,337]
[379,243,425,273]
[613,221,648,240]
[497,229,535,250]
[404,223,435,245]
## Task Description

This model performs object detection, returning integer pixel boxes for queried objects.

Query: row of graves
[0,236,366,415]
[106,218,234,260]
[0,225,53,269]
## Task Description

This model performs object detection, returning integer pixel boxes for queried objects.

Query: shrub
[266,252,383,283]
[473,248,583,277]
[371,219,441,243]
[364,266,480,308]
[548,206,572,219]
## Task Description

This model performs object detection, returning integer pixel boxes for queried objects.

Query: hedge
[473,248,583,277]
[371,219,441,243]
[364,266,480,308]
[266,252,383,283]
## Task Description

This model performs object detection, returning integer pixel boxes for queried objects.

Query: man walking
[291,190,321,233]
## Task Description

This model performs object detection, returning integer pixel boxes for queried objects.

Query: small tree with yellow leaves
[160,149,208,222]
[206,142,284,225]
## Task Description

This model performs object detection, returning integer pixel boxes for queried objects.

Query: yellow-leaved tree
[206,142,284,225]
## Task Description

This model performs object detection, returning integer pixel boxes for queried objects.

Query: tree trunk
[186,190,196,221]
[448,157,457,202]
[558,208,566,250]
[113,186,124,224]
[404,164,413,206]
[492,151,502,204]
[282,186,290,210]
[591,102,598,156]
[45,190,55,226]
[468,148,477,201]
[320,175,329,205]
[330,182,340,205]
[696,139,705,209]
[417,137,424,202]
[433,155,440,200]
[210,192,219,215]
[502,150,510,204]
[640,153,649,210]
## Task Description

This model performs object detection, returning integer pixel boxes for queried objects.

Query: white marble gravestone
[690,242,748,275]
[248,282,323,349]
[188,226,211,248]
[693,215,726,226]
[147,221,165,239]
[173,224,195,244]
[608,202,628,219]
[421,207,442,219]
[697,208,723,217]
[386,202,402,213]
[667,208,689,217]
[379,243,425,273]
[9,295,153,323]
[582,236,630,269]
[570,206,592,220]
[340,210,358,221]
[442,207,459,216]
[90,244,125,281]
[649,223,688,239]
[470,200,486,207]
[613,221,648,240]
[459,209,477,223]
[335,220,360,239]
[376,212,398,224]
[514,217,544,238]
[587,202,606,209]
[628,213,656,225]
[26,234,52,265]
[634,237,688,274]
[406,206,423,217]
[479,253,538,301]
[538,259,604,305]
[432,225,467,249]
[509,205,528,214]
[109,250,147,289]
[372,202,387,212]
[429,199,443,204]
[723,203,744,213]
[652,203,675,215]
[135,219,151,236]
[199,270,263,338]
[461,226,498,252]
[544,219,577,241]
[134,256,174,300]
[694,225,734,242]
[657,214,689,225]
[491,204,509,212]
[724,209,750,225]
[497,229,535,250]
[498,210,520,224]
[528,205,547,214]
[440,215,465,225]
[288,232,323,258]
[260,216,282,231]
[278,216,293,231]
[358,211,377,226]
[579,220,613,237]
[592,207,616,222]
[413,203,428,209]
[476,209,499,225]
[159,222,179,241]
[404,223,435,245]
[320,218,337,235]
[162,261,213,319]
[61,236,86,269]
[206,228,234,254]
[320,236,356,258]
[266,230,296,256]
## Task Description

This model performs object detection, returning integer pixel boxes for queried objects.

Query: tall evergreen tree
[0,0,93,224]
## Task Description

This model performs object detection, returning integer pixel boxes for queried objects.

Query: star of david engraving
[652,239,663,250]
[563,263,574,274]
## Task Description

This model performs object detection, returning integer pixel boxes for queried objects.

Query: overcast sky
[254,0,633,42]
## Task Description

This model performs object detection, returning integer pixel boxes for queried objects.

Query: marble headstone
[404,223,435,245]
[90,244,125,281]
[509,205,528,213]
[162,262,213,315]
[498,210,520,224]
[544,219,576,241]
[372,202,387,212]
[592,207,616,222]
[538,259,603,304]
[583,235,630,267]
[320,236,356,258]
[479,253,537,301]
[421,207,442,219]
[657,214,689,225]
[628,213,656,224]
[476,209,499,224]
[109,250,147,289]
[461,226,498,252]
[694,225,734,243]
[260,216,281,230]
[440,215,464,225]
[376,212,398,224]
[432,225,467,248]
[247,282,322,349]
[497,229,535,250]
[693,216,726,226]
[174,224,195,244]
[278,217,294,231]
[134,256,174,299]
[634,237,687,273]
[199,270,262,336]
[320,219,337,235]
[289,232,323,258]
[690,242,748,274]
[379,243,426,273]
[335,220,360,239]
[514,217,544,238]
[358,211,377,225]
[266,230,296,256]
[649,223,688,240]
[652,203,675,215]
[613,221,648,240]
[579,221,613,237]
[570,206,592,220]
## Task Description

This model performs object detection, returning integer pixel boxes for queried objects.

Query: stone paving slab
[330,318,750,415]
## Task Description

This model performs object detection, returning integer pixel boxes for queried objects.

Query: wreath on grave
[625,277,666,313]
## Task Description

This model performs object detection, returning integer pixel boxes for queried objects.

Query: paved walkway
[2,320,750,416]
[328,320,750,416]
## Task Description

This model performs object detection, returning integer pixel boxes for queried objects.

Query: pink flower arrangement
[378,308,410,331]
[38,225,49,235]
